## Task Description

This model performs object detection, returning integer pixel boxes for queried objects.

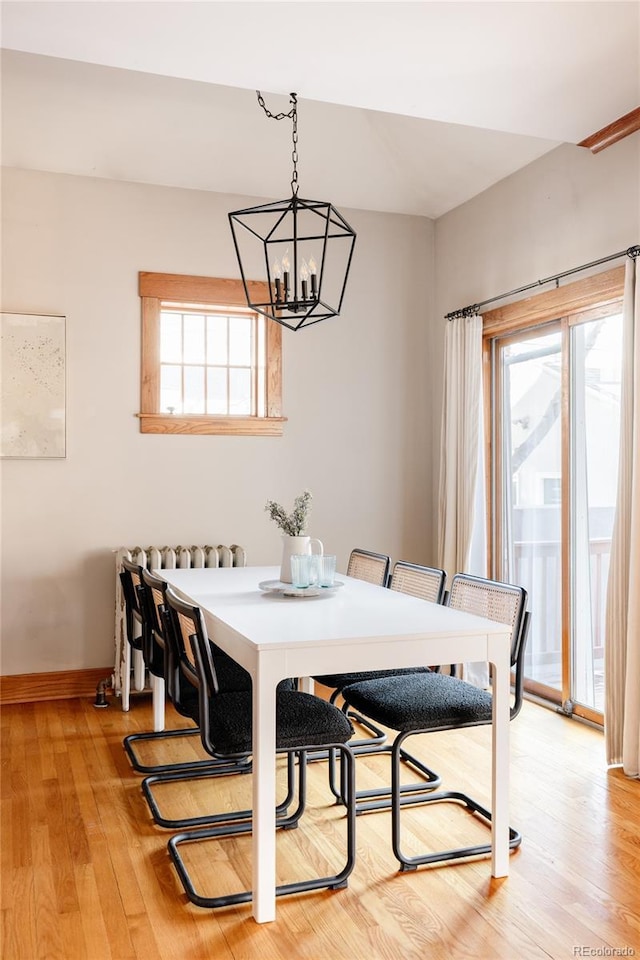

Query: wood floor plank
[1,695,639,960]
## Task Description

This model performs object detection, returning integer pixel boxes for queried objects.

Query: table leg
[490,639,511,877]
[252,665,278,922]
[151,674,165,732]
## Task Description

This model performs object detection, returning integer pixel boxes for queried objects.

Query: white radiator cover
[113,543,246,699]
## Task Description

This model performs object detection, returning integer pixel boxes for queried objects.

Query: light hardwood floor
[1,690,639,960]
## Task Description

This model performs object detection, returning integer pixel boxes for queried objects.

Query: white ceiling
[1,1,639,218]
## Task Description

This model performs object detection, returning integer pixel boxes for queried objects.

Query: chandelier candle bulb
[309,257,317,298]
[300,259,309,301]
[282,252,291,300]
[273,260,282,301]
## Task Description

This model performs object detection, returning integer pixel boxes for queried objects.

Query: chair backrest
[447,574,527,664]
[389,561,446,603]
[447,573,530,718]
[347,549,390,587]
[120,557,146,651]
[139,567,170,679]
[163,585,220,699]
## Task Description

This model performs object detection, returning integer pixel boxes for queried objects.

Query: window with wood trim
[483,265,625,726]
[138,272,285,435]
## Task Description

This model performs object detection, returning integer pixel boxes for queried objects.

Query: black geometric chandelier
[229,92,356,332]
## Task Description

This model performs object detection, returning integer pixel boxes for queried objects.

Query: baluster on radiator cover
[205,546,220,568]
[162,547,176,570]
[191,546,205,568]
[231,544,246,567]
[218,544,232,567]
[176,546,191,568]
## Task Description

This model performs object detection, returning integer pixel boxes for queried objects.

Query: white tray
[258,579,344,599]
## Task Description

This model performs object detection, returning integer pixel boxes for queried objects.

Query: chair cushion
[314,666,430,691]
[205,690,354,755]
[342,671,493,733]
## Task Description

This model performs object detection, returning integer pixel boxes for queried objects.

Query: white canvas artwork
[1,313,66,458]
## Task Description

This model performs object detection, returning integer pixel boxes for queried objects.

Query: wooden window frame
[138,272,286,436]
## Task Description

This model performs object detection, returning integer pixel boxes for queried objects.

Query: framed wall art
[1,312,66,458]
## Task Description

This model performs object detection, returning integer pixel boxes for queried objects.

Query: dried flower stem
[265,490,312,536]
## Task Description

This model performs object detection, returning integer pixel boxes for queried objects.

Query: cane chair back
[447,574,525,665]
[389,561,446,603]
[347,549,390,586]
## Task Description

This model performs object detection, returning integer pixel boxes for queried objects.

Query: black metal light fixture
[229,92,356,332]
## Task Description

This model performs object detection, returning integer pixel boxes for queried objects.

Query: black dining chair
[339,573,530,870]
[135,568,301,831]
[120,558,170,772]
[123,563,253,776]
[312,548,392,750]
[163,585,357,909]
[322,561,447,805]
[315,560,446,737]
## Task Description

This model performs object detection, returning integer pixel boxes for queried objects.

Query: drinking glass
[317,555,337,587]
[290,554,313,588]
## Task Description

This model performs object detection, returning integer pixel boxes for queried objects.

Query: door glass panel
[501,328,563,692]
[571,314,622,713]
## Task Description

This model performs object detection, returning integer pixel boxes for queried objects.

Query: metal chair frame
[340,573,530,869]
[325,561,448,809]
[127,568,263,831]
[164,587,357,908]
[313,548,392,751]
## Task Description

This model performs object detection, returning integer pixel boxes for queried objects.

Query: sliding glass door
[570,313,622,714]
[496,326,564,697]
[485,271,624,723]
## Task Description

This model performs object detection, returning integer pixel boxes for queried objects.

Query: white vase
[279,534,323,583]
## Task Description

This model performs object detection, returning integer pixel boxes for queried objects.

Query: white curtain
[604,256,640,777]
[437,314,487,687]
[437,313,483,577]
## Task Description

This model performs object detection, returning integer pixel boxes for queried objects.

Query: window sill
[137,414,287,436]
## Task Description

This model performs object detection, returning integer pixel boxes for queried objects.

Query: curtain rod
[445,244,640,320]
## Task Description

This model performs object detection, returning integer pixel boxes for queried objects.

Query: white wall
[0,168,434,674]
[4,134,638,677]
[431,137,640,524]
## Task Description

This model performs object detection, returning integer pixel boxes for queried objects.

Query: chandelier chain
[256,90,299,196]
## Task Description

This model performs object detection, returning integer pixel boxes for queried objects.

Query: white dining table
[158,565,513,924]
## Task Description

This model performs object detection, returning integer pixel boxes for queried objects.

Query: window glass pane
[256,316,266,417]
[229,314,252,365]
[183,365,205,413]
[571,313,622,713]
[160,364,182,414]
[160,312,182,363]
[207,367,227,414]
[183,314,205,364]
[207,315,228,364]
[229,368,252,415]
[501,328,563,693]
